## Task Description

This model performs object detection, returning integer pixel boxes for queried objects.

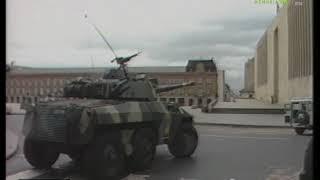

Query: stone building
[6,59,226,107]
[254,0,312,104]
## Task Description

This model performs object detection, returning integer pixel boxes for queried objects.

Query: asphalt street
[6,115,312,180]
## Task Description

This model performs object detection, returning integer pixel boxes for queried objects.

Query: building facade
[241,57,255,97]
[254,0,312,104]
[6,60,225,107]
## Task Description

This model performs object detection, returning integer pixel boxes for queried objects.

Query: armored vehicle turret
[22,20,198,180]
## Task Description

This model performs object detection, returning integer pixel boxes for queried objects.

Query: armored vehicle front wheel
[168,123,198,158]
[24,138,59,169]
[128,128,156,171]
[80,132,127,179]
[295,128,305,135]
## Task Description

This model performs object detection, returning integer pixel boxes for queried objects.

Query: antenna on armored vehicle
[84,13,141,78]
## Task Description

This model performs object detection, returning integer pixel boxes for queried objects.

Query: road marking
[200,134,288,140]
[6,169,48,180]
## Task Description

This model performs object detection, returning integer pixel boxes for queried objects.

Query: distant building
[240,58,255,98]
[254,0,313,104]
[6,59,227,106]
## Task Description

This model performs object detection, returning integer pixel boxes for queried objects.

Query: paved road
[6,114,311,180]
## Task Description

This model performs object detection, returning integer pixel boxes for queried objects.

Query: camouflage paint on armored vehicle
[22,18,198,179]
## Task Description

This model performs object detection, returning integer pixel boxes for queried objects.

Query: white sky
[6,0,277,90]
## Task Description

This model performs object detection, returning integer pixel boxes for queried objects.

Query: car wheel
[24,138,59,169]
[128,128,156,172]
[80,132,127,179]
[168,123,198,158]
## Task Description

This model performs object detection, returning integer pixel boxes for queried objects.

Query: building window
[11,97,14,103]
[188,99,194,106]
[178,98,185,106]
[40,88,44,95]
[15,79,19,87]
[198,98,203,106]
[17,97,20,103]
[6,96,8,102]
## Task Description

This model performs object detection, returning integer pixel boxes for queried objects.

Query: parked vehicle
[284,97,312,135]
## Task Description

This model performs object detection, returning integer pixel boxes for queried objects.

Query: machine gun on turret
[85,14,141,78]
[63,15,196,100]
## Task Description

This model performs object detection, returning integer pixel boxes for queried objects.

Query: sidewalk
[6,130,19,159]
[209,99,284,114]
[182,107,289,128]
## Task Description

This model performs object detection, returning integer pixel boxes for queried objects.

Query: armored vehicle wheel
[80,132,127,179]
[295,128,305,135]
[24,138,59,169]
[128,128,156,171]
[168,123,198,158]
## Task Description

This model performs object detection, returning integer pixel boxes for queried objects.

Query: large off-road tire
[128,128,156,172]
[80,132,127,180]
[168,123,198,158]
[295,128,305,135]
[23,138,59,169]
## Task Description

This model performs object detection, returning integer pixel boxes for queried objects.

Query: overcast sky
[7,0,277,90]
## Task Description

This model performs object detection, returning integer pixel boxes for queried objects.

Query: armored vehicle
[22,19,198,179]
[284,97,312,135]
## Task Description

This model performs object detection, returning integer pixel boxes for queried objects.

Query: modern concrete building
[6,59,227,107]
[241,57,255,98]
[254,0,312,104]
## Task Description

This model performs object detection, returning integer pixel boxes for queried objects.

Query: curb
[194,122,291,129]
[6,130,19,160]
[208,108,284,114]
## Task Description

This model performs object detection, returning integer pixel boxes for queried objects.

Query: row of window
[159,97,213,106]
[6,87,64,96]
[6,96,38,103]
[7,78,70,88]
[158,78,215,84]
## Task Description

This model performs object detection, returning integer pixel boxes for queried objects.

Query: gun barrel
[156,81,195,93]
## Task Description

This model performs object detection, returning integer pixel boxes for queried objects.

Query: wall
[254,0,313,104]
[255,5,289,104]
